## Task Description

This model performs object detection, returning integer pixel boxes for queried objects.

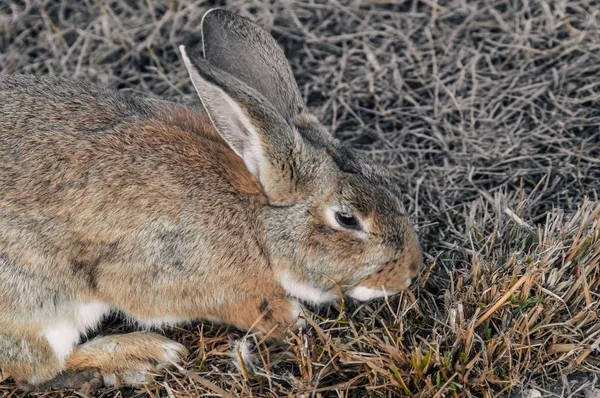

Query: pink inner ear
[236,120,250,136]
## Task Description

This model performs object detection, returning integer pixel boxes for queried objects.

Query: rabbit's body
[0,75,296,386]
[0,9,422,392]
[0,75,275,321]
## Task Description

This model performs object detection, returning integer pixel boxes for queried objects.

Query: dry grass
[1,0,599,396]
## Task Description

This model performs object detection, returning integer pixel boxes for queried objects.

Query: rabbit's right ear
[180,46,302,206]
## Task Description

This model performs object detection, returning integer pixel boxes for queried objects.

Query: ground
[0,0,599,397]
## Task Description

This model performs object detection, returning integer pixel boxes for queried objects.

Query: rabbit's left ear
[200,9,305,123]
[180,46,302,206]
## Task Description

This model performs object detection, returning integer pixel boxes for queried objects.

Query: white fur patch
[135,316,184,329]
[279,274,338,305]
[41,321,80,364]
[347,286,394,301]
[324,205,343,229]
[232,338,258,374]
[291,300,303,319]
[75,301,111,333]
[102,374,118,387]
[158,341,187,364]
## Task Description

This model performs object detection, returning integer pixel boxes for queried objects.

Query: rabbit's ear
[200,8,305,122]
[180,46,301,205]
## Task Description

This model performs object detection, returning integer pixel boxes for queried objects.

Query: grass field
[1,0,599,396]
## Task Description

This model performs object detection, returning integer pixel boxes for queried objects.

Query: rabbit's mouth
[279,272,412,305]
[345,278,411,301]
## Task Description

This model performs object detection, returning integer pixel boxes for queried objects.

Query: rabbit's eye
[335,212,360,230]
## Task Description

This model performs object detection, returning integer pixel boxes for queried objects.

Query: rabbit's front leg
[0,319,67,387]
[16,331,187,393]
[59,332,187,388]
[215,294,304,374]
[217,294,304,339]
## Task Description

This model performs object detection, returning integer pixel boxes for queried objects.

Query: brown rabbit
[0,8,422,392]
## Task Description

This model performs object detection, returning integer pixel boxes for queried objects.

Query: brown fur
[0,76,293,386]
[0,9,422,391]
[64,332,188,374]
[0,320,61,384]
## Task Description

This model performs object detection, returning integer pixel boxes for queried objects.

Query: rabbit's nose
[349,231,422,299]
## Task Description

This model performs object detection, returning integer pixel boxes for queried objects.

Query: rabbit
[0,8,422,392]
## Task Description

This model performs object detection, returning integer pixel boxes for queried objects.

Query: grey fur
[201,9,305,122]
[0,10,421,389]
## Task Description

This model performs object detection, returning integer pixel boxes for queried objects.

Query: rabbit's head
[180,9,422,305]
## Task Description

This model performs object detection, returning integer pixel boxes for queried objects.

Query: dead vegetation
[1,0,599,396]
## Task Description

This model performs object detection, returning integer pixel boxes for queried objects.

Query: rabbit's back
[0,75,219,213]
[0,75,249,207]
[0,75,153,137]
[0,75,265,318]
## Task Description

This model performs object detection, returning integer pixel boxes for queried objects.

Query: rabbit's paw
[23,368,105,397]
[65,332,188,387]
[102,370,154,387]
